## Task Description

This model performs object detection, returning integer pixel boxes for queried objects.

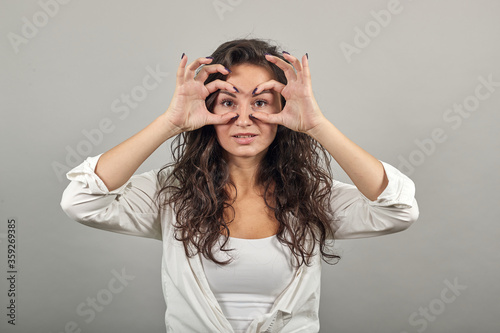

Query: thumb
[250,111,283,125]
[205,111,239,125]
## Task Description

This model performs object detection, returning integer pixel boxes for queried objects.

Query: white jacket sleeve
[60,154,163,240]
[331,161,419,239]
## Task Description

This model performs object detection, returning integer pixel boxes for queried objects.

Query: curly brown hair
[158,38,340,267]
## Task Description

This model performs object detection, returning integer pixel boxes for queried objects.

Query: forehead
[226,63,274,89]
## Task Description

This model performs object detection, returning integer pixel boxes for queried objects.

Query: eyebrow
[254,89,273,97]
[219,90,236,98]
[219,89,273,97]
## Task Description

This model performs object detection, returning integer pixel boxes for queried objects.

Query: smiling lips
[232,133,258,144]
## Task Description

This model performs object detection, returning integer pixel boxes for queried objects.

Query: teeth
[235,135,255,138]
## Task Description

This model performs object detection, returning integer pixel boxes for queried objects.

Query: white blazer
[61,155,419,332]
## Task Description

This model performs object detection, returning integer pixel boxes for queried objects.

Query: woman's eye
[221,100,234,107]
[254,100,267,107]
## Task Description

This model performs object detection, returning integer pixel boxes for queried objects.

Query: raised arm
[95,55,238,191]
[305,118,388,201]
[251,53,387,200]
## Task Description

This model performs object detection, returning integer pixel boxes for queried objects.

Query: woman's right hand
[163,55,238,134]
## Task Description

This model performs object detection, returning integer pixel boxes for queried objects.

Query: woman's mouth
[232,133,258,144]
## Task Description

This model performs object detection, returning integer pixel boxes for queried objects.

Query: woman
[61,38,419,332]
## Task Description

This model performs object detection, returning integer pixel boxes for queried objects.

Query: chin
[223,147,269,161]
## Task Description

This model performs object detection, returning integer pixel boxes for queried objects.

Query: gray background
[1,0,499,332]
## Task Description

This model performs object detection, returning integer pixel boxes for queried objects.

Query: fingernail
[282,51,290,55]
[231,114,239,120]
[181,52,185,59]
[225,67,232,73]
[206,56,213,59]
[306,53,309,59]
[233,86,239,93]
[249,114,257,119]
[252,88,257,95]
[264,53,271,56]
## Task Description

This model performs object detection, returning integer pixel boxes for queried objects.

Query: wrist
[157,113,184,139]
[305,115,332,140]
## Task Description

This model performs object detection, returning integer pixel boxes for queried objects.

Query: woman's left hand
[250,53,326,134]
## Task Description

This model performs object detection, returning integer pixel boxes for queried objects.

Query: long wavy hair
[158,38,340,266]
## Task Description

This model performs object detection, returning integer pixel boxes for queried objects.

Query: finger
[265,54,297,81]
[301,54,311,80]
[252,79,286,96]
[250,111,284,125]
[282,52,303,75]
[205,111,239,125]
[195,63,231,82]
[185,57,216,81]
[205,79,238,95]
[176,53,189,84]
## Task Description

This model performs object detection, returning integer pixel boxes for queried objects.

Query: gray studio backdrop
[1,0,499,332]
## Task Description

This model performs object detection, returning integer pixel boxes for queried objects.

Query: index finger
[252,79,286,96]
[185,57,217,81]
[281,52,303,75]
[176,53,189,84]
[265,54,297,81]
[195,63,231,82]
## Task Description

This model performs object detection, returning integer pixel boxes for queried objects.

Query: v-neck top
[201,235,295,332]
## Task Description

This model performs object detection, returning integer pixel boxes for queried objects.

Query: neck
[226,156,263,195]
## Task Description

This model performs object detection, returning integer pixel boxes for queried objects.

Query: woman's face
[212,63,281,163]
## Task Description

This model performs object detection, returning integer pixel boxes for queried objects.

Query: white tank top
[201,235,295,333]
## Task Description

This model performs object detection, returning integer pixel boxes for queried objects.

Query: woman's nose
[234,105,254,126]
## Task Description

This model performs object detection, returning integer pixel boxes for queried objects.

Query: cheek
[213,125,229,143]
[262,124,278,138]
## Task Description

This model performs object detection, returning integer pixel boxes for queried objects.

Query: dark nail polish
[231,114,239,120]
[249,114,257,119]
[264,53,271,56]
[233,86,239,93]
[282,51,290,55]
[206,56,214,59]
[181,52,185,59]
[225,67,232,73]
[306,53,309,59]
[252,88,257,95]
